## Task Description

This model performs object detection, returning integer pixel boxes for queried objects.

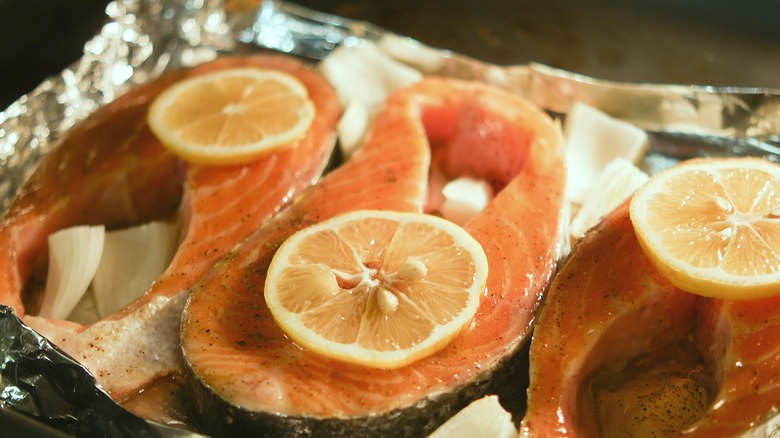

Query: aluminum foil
[242,1,780,170]
[2,0,780,436]
[0,0,234,214]
[0,306,201,437]
[3,0,780,214]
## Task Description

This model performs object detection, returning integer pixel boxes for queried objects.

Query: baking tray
[1,0,780,436]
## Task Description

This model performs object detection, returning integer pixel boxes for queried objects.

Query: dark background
[0,0,779,110]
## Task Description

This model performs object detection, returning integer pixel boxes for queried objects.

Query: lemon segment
[265,210,489,369]
[148,67,315,166]
[629,157,780,300]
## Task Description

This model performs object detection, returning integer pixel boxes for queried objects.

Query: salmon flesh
[181,77,567,436]
[0,54,341,399]
[522,200,780,437]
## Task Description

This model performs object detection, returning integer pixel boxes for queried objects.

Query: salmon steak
[181,77,567,436]
[521,201,780,437]
[0,54,341,399]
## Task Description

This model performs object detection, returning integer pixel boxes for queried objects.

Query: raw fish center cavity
[585,339,714,437]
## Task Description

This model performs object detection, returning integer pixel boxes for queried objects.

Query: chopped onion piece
[337,99,369,157]
[564,101,648,204]
[428,395,516,438]
[570,158,649,239]
[440,177,494,226]
[67,290,101,325]
[320,40,423,113]
[39,225,105,320]
[92,221,179,318]
[426,162,449,213]
[320,41,424,156]
[378,34,445,74]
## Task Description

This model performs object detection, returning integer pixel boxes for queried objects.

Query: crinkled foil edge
[0,0,237,214]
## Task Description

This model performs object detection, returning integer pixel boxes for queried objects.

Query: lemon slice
[629,157,780,300]
[265,210,488,369]
[148,67,315,165]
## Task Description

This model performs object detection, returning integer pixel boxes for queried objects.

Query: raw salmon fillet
[181,77,566,435]
[522,201,780,437]
[0,54,341,398]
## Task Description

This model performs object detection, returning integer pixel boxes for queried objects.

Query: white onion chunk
[39,225,105,320]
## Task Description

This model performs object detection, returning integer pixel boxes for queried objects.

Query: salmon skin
[0,54,341,399]
[181,77,567,436]
[521,200,780,437]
